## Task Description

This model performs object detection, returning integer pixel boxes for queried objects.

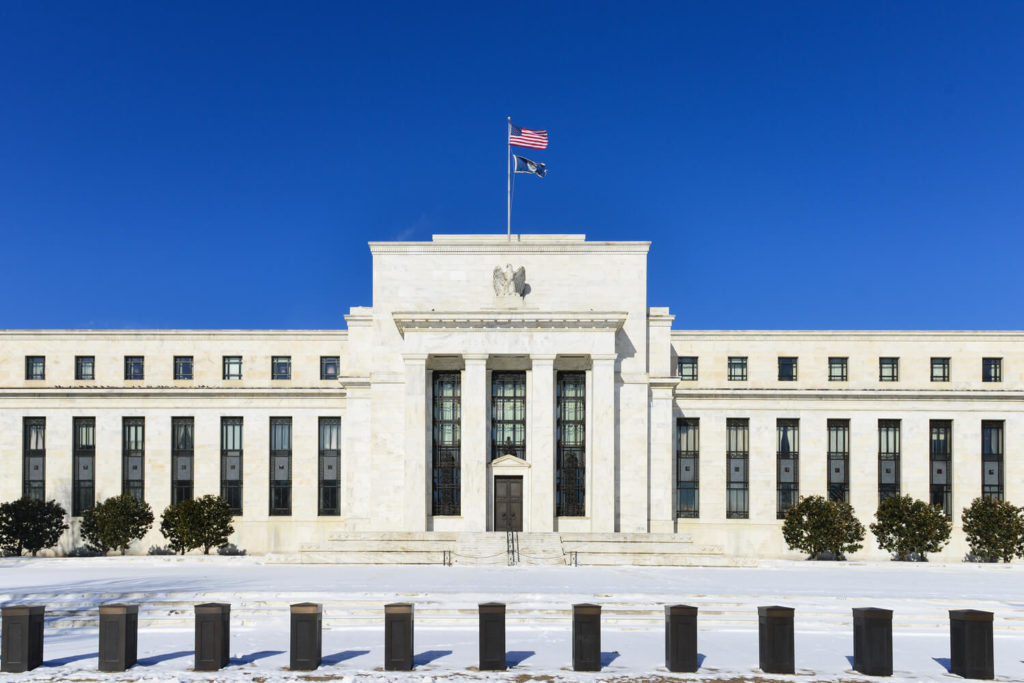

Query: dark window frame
[879,357,899,382]
[171,417,194,504]
[174,356,194,380]
[75,356,95,380]
[827,419,850,503]
[491,371,526,460]
[25,356,45,380]
[828,357,848,382]
[320,356,340,380]
[73,417,95,515]
[23,417,45,500]
[556,371,586,517]
[982,420,1004,501]
[983,358,1002,383]
[124,356,144,381]
[929,420,953,518]
[432,371,461,516]
[778,357,798,382]
[878,419,901,503]
[220,417,243,515]
[776,419,799,519]
[726,418,749,519]
[319,417,341,516]
[676,417,699,518]
[269,417,292,516]
[678,356,698,381]
[222,356,243,380]
[122,417,145,502]
[727,356,748,382]
[931,357,950,382]
[271,356,292,380]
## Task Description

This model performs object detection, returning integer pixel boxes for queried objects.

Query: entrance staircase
[271,531,747,567]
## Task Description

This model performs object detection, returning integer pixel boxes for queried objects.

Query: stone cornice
[0,329,347,341]
[671,330,1024,341]
[0,387,347,399]
[673,388,1024,402]
[370,242,650,255]
[392,311,628,336]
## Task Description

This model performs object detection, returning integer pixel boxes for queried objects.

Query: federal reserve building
[1,234,1021,563]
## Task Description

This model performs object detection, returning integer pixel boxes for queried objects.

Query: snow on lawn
[1,557,1023,681]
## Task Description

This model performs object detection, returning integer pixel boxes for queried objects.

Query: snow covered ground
[1,557,1022,681]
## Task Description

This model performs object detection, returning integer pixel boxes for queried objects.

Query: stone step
[572,553,750,567]
[561,541,719,554]
[296,551,447,564]
[559,532,695,544]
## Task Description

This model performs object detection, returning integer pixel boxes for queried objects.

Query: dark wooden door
[494,476,523,531]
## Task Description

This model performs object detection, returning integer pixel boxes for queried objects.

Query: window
[320,356,340,380]
[930,420,952,517]
[73,417,95,515]
[122,417,145,502]
[778,357,798,381]
[124,356,144,380]
[931,357,950,382]
[879,357,899,382]
[556,371,586,517]
[319,417,341,516]
[982,421,1004,500]
[678,357,698,381]
[75,356,95,380]
[25,356,45,380]
[269,417,292,515]
[221,418,243,515]
[272,356,291,380]
[726,418,749,519]
[828,357,848,382]
[432,372,461,515]
[491,371,526,460]
[676,418,699,518]
[223,356,242,380]
[878,420,901,502]
[728,357,748,381]
[828,419,849,503]
[171,417,194,504]
[777,419,799,518]
[174,356,193,380]
[983,358,1002,383]
[23,417,45,500]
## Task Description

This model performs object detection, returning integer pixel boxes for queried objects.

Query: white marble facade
[0,234,1021,560]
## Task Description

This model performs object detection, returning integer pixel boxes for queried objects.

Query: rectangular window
[982,420,1004,500]
[828,419,850,503]
[931,357,950,382]
[491,371,526,460]
[777,419,799,518]
[122,417,145,502]
[728,356,748,381]
[878,419,901,502]
[174,356,193,380]
[676,418,699,518]
[75,356,95,380]
[25,356,45,380]
[220,418,243,515]
[171,417,194,504]
[271,356,291,380]
[124,356,144,380]
[319,417,341,516]
[223,356,242,380]
[879,357,899,382]
[269,417,292,515]
[930,420,952,517]
[320,356,340,380]
[678,356,698,381]
[432,372,461,515]
[828,357,848,382]
[983,358,1002,383]
[73,417,95,515]
[556,371,586,517]
[778,357,798,381]
[726,418,749,519]
[23,417,45,500]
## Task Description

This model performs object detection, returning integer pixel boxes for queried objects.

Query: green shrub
[870,495,951,561]
[80,494,154,555]
[160,495,234,555]
[962,496,1024,563]
[0,498,69,556]
[781,495,865,559]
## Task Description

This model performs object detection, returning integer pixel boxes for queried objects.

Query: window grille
[982,421,1004,500]
[676,418,699,518]
[828,357,848,382]
[122,417,145,501]
[269,417,292,515]
[678,356,698,381]
[174,356,193,380]
[221,417,243,514]
[827,419,849,503]
[726,418,749,518]
[124,356,144,380]
[75,356,95,380]
[777,419,799,518]
[930,420,952,517]
[556,371,586,517]
[728,357,747,381]
[171,417,194,504]
[491,371,526,460]
[319,417,341,515]
[432,372,461,515]
[73,417,95,515]
[23,417,45,500]
[878,419,901,502]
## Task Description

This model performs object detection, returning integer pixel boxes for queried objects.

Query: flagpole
[507,116,512,239]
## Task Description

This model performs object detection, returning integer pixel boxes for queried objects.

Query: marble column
[402,354,429,531]
[530,355,556,532]
[648,380,677,533]
[591,354,617,532]
[461,354,489,531]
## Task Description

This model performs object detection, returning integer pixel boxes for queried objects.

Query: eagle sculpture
[493,263,526,297]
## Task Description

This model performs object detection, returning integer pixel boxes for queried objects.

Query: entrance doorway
[494,476,523,531]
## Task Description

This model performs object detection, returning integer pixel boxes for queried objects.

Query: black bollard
[194,603,231,671]
[572,603,601,671]
[852,607,892,676]
[290,603,322,671]
[384,603,414,671]
[98,604,139,672]
[758,605,795,674]
[950,609,994,680]
[665,604,699,673]
[1,605,45,673]
[478,602,506,671]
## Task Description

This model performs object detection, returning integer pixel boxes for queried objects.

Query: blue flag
[513,155,546,177]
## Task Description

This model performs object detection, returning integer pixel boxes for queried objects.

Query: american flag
[509,124,548,150]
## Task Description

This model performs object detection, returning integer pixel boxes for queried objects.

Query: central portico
[341,234,671,536]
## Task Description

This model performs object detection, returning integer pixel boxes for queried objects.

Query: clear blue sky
[2,2,1022,330]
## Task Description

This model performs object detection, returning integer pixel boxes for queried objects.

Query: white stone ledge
[673,388,1024,401]
[0,387,348,399]
[392,311,628,335]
